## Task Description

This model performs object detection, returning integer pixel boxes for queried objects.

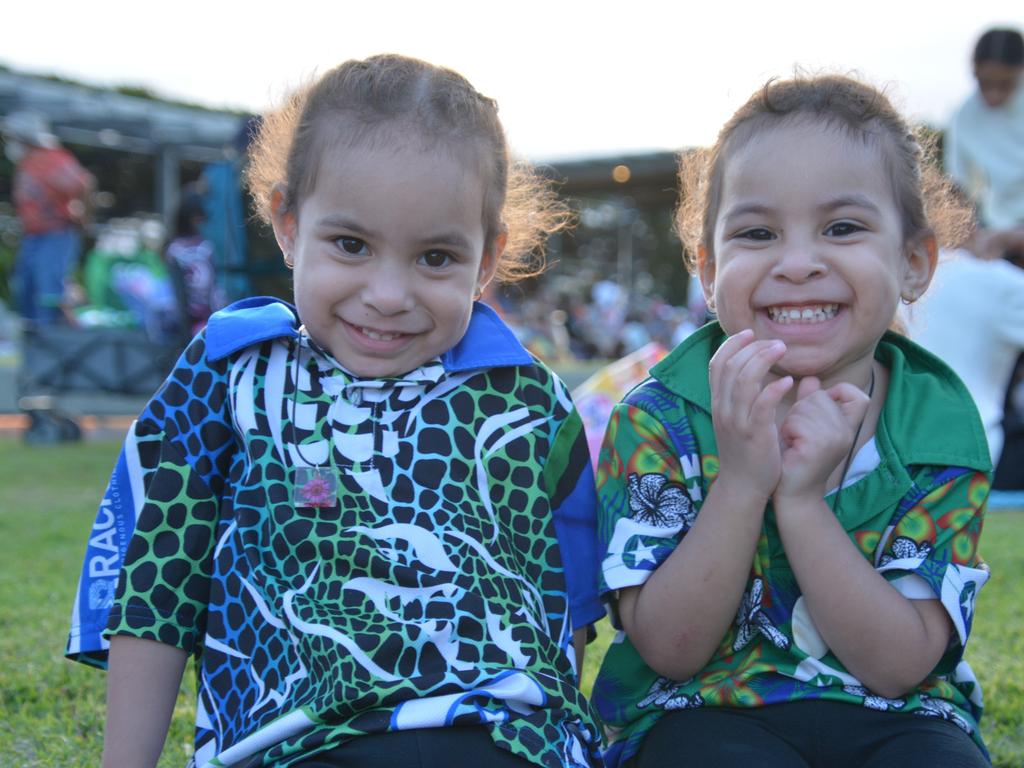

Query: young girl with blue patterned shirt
[67,54,603,768]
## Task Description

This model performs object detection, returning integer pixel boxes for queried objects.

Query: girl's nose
[361,260,415,315]
[771,242,826,282]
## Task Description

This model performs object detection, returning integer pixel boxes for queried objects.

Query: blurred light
[612,164,631,183]
[94,191,116,208]
[98,128,122,147]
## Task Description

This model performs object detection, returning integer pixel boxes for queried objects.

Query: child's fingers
[728,340,787,417]
[711,333,783,394]
[751,374,794,426]
[710,330,759,417]
[827,382,871,431]
[709,329,755,397]
[795,375,821,401]
[779,389,841,449]
[713,337,787,424]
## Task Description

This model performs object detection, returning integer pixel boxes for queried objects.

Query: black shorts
[286,726,537,767]
[630,700,990,768]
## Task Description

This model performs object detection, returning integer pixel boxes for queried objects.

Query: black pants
[631,701,990,768]
[290,726,536,767]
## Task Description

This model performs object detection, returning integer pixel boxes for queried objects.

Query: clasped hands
[709,329,871,508]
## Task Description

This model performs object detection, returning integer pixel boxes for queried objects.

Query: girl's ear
[475,231,505,299]
[269,184,296,267]
[901,232,938,304]
[697,244,716,308]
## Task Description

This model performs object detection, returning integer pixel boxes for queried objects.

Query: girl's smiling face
[702,121,936,387]
[272,140,499,378]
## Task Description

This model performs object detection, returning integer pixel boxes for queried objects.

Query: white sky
[4,0,1022,161]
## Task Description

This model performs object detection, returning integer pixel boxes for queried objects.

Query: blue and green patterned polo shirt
[67,297,604,767]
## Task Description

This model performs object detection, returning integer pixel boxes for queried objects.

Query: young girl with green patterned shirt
[593,75,992,768]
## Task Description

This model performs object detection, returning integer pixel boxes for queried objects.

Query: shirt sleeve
[65,424,164,667]
[65,421,220,666]
[875,467,990,668]
[545,402,604,631]
[103,434,220,656]
[597,402,700,605]
[66,332,232,667]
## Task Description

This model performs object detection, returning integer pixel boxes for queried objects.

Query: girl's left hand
[775,376,870,502]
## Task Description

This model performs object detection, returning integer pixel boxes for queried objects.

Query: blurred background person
[165,188,221,337]
[909,247,1024,470]
[930,26,1024,490]
[2,110,95,325]
[944,26,1024,260]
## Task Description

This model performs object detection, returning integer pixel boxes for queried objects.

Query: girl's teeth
[768,304,838,324]
[362,327,400,341]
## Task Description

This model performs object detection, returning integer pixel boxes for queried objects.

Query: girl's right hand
[709,329,793,500]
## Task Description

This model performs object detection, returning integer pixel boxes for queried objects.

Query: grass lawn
[1,437,1022,765]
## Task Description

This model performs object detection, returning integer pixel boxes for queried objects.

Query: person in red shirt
[3,110,94,324]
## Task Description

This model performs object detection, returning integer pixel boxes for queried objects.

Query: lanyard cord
[288,337,341,508]
[289,337,320,468]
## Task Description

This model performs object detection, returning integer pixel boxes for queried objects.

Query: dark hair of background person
[973,28,1024,67]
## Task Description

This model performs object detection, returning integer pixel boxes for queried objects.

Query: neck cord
[289,336,339,507]
[829,365,876,513]
[290,336,318,466]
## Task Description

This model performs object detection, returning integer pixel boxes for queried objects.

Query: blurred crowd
[488,274,708,365]
[2,26,1023,489]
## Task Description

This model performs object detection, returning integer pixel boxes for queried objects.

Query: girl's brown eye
[825,222,863,237]
[339,237,366,254]
[421,250,452,268]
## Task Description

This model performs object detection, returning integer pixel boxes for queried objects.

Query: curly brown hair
[246,54,569,282]
[675,74,973,278]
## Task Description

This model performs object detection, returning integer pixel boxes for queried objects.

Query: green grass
[0,439,196,767]
[1,437,1021,765]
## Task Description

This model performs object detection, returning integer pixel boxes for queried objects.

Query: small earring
[900,293,915,305]
[283,253,294,269]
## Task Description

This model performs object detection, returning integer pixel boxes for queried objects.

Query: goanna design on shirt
[73,330,600,768]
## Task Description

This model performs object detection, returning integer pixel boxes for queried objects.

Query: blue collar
[205,296,533,372]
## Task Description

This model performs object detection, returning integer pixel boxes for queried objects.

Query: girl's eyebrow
[313,215,473,250]
[721,202,775,225]
[819,194,882,214]
[315,215,375,237]
[721,195,882,225]
[417,232,474,250]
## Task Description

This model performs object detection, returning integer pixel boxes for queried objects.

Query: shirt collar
[205,296,532,372]
[205,296,300,361]
[441,301,533,371]
[302,334,447,395]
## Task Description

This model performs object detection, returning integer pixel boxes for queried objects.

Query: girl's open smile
[764,303,839,324]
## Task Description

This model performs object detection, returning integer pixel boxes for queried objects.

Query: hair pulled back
[676,74,972,275]
[973,28,1024,67]
[247,54,568,282]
